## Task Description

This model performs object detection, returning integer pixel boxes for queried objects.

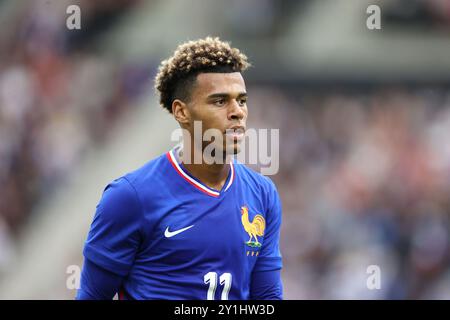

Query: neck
[178,143,231,191]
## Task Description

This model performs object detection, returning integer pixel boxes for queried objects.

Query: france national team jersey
[82,146,283,300]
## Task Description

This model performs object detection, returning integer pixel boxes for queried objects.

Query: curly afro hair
[154,36,251,113]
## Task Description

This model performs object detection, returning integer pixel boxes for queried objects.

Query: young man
[77,37,283,300]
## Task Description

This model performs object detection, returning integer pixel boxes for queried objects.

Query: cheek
[191,112,224,134]
[195,108,227,127]
[190,106,212,125]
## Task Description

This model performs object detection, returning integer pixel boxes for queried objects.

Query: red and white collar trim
[167,149,234,197]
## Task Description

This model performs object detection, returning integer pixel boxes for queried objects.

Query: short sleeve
[253,179,283,272]
[83,177,142,276]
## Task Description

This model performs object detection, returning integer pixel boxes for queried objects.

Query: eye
[238,98,247,106]
[214,99,226,106]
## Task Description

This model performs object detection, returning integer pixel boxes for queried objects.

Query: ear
[172,99,190,125]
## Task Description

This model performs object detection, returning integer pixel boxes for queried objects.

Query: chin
[226,143,241,155]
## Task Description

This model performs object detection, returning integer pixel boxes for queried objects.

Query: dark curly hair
[154,36,251,113]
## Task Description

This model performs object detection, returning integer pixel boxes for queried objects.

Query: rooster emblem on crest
[241,206,266,248]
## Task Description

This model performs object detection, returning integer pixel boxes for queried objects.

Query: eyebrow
[206,92,248,100]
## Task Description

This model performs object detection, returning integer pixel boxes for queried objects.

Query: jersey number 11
[204,272,232,300]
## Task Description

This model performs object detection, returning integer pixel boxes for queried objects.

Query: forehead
[194,72,246,97]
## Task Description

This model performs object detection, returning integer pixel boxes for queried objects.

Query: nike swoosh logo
[164,225,194,238]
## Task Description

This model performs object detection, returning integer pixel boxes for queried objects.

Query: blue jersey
[82,147,283,300]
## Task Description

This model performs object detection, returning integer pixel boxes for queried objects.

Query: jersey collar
[166,147,235,198]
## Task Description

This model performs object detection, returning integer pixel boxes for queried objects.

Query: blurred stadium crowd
[1,0,450,299]
[249,87,450,299]
[0,0,149,268]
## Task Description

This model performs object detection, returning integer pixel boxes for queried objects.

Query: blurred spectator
[0,1,149,261]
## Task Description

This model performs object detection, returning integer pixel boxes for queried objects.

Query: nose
[227,99,246,121]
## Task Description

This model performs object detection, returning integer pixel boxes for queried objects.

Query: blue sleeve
[82,177,142,277]
[253,179,283,272]
[76,258,123,300]
[250,269,283,300]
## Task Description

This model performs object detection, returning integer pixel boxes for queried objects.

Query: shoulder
[234,161,279,195]
[122,153,169,189]
[233,161,280,212]
[99,153,169,212]
[107,152,172,203]
[95,177,141,224]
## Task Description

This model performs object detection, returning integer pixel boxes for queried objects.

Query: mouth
[224,126,246,141]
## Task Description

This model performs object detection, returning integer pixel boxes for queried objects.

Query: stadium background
[1,0,450,299]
